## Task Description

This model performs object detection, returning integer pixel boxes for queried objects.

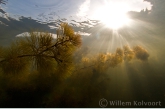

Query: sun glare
[93,2,131,29]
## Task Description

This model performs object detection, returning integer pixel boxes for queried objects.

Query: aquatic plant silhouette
[0,23,150,107]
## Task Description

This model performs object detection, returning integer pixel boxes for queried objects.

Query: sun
[100,11,130,29]
[92,2,131,29]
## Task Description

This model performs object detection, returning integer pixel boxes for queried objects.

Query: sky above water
[1,0,152,22]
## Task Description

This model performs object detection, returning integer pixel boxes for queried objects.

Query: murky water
[0,0,165,108]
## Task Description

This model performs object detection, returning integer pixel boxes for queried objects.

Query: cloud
[75,31,91,36]
[16,32,57,39]
[126,0,152,11]
[86,0,152,19]
[77,0,90,17]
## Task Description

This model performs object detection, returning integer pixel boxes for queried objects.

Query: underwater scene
[0,0,165,108]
